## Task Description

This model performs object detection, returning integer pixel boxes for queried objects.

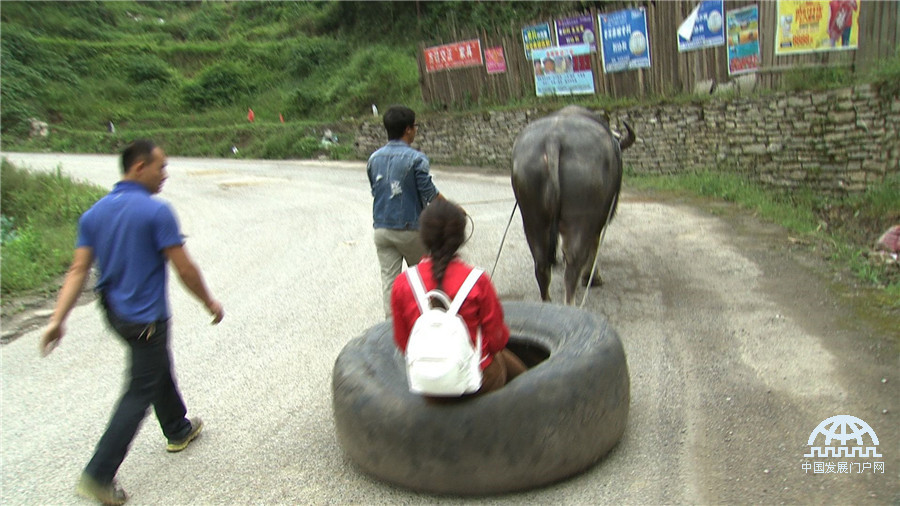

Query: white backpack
[404,266,485,396]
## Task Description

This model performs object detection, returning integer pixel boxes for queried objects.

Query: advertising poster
[726,5,760,75]
[598,8,651,74]
[522,23,553,59]
[532,44,595,97]
[423,39,483,73]
[677,0,726,52]
[484,46,507,74]
[775,0,859,55]
[555,14,598,52]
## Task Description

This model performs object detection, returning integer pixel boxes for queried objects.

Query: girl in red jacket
[391,198,526,396]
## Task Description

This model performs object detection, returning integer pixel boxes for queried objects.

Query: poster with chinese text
[532,44,595,96]
[775,0,859,55]
[555,14,597,52]
[522,23,553,59]
[598,8,651,73]
[423,40,483,73]
[678,0,726,52]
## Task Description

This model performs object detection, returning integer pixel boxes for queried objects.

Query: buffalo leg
[526,235,553,302]
[519,207,555,302]
[581,238,603,287]
[535,257,552,302]
[562,232,599,305]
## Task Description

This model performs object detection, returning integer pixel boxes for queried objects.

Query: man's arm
[412,157,442,204]
[164,245,224,324]
[40,247,93,356]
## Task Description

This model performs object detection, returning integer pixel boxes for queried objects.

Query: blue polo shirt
[77,181,184,323]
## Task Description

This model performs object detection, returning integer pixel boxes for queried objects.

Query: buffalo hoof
[331,301,630,495]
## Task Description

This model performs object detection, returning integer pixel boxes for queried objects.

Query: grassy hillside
[0,1,590,156]
[0,2,411,153]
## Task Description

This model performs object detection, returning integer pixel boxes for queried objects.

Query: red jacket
[391,257,509,369]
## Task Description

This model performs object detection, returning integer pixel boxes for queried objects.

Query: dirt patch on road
[0,272,97,345]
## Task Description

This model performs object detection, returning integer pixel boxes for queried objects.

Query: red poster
[484,46,507,74]
[424,39,483,73]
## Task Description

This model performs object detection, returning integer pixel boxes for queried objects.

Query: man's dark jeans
[84,306,192,484]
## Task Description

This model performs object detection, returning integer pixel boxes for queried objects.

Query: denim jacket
[367,140,438,230]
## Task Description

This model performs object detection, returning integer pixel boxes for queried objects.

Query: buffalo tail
[545,136,561,266]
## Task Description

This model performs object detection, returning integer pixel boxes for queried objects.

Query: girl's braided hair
[419,198,466,291]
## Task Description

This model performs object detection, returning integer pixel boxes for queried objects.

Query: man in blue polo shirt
[367,105,443,318]
[41,139,224,505]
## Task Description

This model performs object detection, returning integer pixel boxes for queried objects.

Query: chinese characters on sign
[775,0,859,55]
[802,461,885,474]
[726,5,760,75]
[598,8,651,74]
[522,23,553,59]
[678,0,725,52]
[423,39,483,73]
[532,44,595,97]
[555,14,597,53]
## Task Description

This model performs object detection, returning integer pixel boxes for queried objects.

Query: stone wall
[355,84,899,194]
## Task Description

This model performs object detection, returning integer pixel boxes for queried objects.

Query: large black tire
[331,301,630,495]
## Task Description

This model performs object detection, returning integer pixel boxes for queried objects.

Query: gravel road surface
[1,153,897,505]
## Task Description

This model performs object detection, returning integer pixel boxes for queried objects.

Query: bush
[289,43,418,119]
[871,46,900,98]
[293,137,324,158]
[0,25,77,137]
[287,37,348,78]
[123,54,174,86]
[188,8,231,41]
[290,85,327,116]
[0,159,107,294]
[181,61,257,109]
[329,44,419,117]
[781,66,856,92]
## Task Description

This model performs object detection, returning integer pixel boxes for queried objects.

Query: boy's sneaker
[166,417,203,452]
[76,473,127,505]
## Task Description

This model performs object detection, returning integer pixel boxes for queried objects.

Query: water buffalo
[511,106,635,304]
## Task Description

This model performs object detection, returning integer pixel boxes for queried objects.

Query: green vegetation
[870,46,900,98]
[625,169,900,307]
[779,65,856,92]
[0,1,589,154]
[1,159,107,294]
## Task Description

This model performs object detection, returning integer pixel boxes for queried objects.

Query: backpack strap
[452,268,485,365]
[406,266,429,315]
[448,268,483,316]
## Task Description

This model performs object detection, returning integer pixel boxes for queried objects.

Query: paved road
[2,153,897,505]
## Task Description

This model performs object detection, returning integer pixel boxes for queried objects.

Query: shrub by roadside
[1,158,106,295]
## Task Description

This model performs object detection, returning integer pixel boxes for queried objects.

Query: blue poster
[522,23,553,60]
[532,45,595,97]
[678,0,725,52]
[598,8,651,74]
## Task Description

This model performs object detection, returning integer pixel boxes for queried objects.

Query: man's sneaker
[166,417,203,452]
[76,473,127,505]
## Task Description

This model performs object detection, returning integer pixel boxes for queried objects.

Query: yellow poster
[775,0,859,55]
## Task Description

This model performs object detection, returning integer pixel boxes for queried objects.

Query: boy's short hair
[383,106,416,141]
